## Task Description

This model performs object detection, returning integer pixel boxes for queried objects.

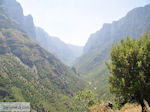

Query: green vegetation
[0,28,86,111]
[75,4,150,101]
[75,47,112,101]
[1,0,150,112]
[0,1,87,111]
[106,34,150,112]
[73,88,101,112]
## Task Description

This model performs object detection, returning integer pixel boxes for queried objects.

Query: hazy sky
[16,0,150,46]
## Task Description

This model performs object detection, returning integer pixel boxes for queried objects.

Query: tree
[73,88,100,111]
[106,34,150,112]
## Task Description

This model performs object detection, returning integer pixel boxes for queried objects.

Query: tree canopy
[106,33,150,112]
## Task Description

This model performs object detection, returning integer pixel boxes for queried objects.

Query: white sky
[16,0,150,46]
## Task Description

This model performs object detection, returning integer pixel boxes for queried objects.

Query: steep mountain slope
[0,0,85,111]
[75,4,150,99]
[2,0,82,64]
[1,0,36,40]
[35,27,83,64]
[0,29,85,111]
[84,4,150,52]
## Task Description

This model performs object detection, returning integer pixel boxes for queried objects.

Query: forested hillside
[0,0,85,111]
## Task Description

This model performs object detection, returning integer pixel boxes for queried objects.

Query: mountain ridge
[35,27,83,64]
[77,4,150,75]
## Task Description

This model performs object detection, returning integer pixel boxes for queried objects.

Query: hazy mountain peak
[3,0,24,24]
[35,27,83,64]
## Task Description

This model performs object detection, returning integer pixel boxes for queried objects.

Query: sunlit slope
[0,28,85,111]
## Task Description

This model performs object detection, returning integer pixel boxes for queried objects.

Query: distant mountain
[35,27,83,64]
[2,0,83,64]
[0,0,85,111]
[67,44,83,59]
[75,4,150,99]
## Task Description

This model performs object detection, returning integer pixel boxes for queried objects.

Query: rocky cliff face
[2,0,36,40]
[4,0,24,24]
[84,4,150,53]
[77,4,150,75]
[23,15,36,40]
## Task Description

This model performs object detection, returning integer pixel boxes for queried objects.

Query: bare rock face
[4,0,24,24]
[84,4,150,53]
[1,0,36,40]
[23,15,36,40]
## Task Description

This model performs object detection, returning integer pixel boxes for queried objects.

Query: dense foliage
[106,34,150,111]
[73,88,100,111]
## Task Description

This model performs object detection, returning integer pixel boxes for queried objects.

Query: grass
[90,102,150,112]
